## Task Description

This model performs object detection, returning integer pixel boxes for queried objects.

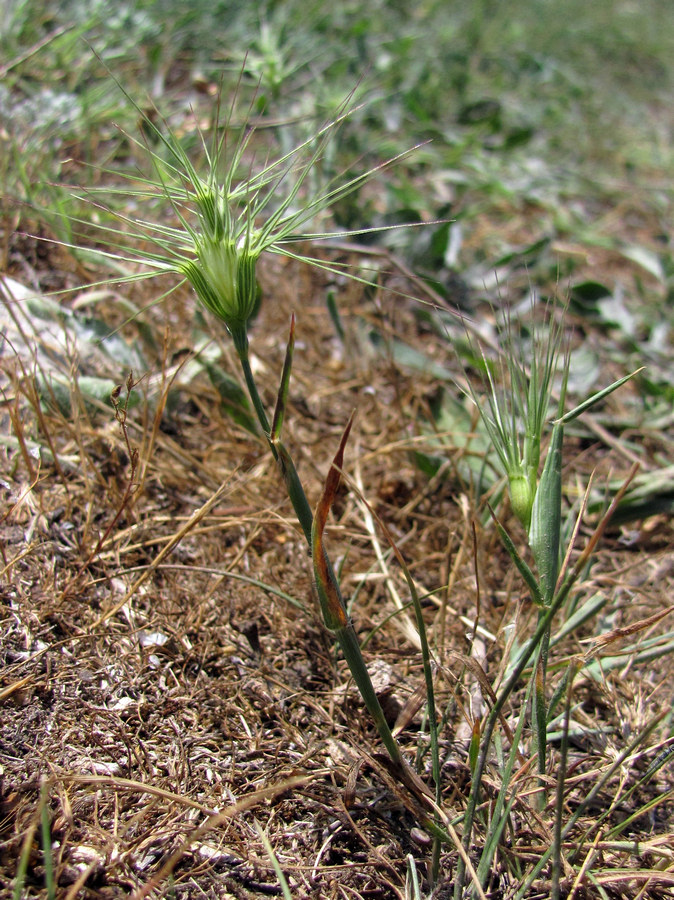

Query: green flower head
[508,468,536,530]
[465,302,565,534]
[180,238,260,331]
[79,84,420,346]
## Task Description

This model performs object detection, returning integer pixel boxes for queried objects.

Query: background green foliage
[2,0,672,424]
[3,0,672,496]
[3,0,672,255]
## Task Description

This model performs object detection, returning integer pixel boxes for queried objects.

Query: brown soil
[1,232,673,899]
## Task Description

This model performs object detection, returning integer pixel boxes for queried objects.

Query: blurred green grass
[3,2,671,199]
[2,0,672,364]
[3,2,671,229]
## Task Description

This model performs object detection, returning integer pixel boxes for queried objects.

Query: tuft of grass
[452,303,644,896]
[13,781,55,900]
[4,5,672,896]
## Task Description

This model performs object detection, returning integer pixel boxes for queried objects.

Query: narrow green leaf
[606,789,674,840]
[274,439,313,544]
[643,742,674,783]
[555,369,643,425]
[469,719,481,774]
[325,289,345,341]
[255,821,293,900]
[406,855,422,900]
[550,591,607,647]
[533,649,548,790]
[529,422,563,603]
[490,507,544,607]
[271,314,295,441]
[40,783,55,900]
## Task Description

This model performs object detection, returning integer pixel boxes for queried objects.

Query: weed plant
[4,4,674,896]
[78,80,446,828]
[55,75,672,898]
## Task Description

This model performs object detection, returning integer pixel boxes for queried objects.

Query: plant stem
[551,660,578,900]
[454,582,572,898]
[334,621,406,766]
[234,330,273,438]
[533,618,550,803]
[233,327,430,802]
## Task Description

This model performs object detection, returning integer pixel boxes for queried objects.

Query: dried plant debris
[1,241,673,899]
[2,16,674,889]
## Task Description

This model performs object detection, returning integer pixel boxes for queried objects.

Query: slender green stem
[335,621,406,767]
[533,617,550,801]
[235,333,318,543]
[551,660,578,900]
[40,781,55,900]
[233,328,426,805]
[235,335,272,439]
[454,582,572,898]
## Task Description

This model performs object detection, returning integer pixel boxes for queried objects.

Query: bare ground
[1,230,674,898]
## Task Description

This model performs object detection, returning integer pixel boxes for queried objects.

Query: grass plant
[451,307,644,895]
[68,80,452,833]
[64,78,659,897]
[2,4,673,897]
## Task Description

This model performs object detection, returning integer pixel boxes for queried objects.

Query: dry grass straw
[2,252,673,896]
[2,113,674,896]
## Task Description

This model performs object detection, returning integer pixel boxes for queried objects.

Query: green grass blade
[406,854,423,900]
[255,821,293,900]
[273,439,314,544]
[13,820,37,900]
[529,422,563,603]
[555,369,643,425]
[604,789,674,841]
[551,661,579,900]
[40,783,55,900]
[271,314,295,442]
[490,507,544,607]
